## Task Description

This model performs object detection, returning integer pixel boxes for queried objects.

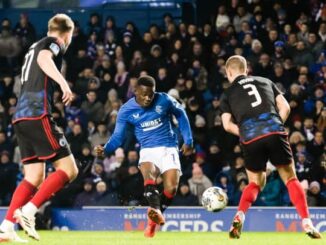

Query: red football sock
[238,182,260,213]
[30,170,69,208]
[286,178,309,219]
[5,180,37,222]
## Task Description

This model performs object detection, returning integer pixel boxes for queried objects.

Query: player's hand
[180,144,193,156]
[60,82,74,106]
[94,145,105,158]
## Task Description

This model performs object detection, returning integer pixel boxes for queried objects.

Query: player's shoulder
[251,75,273,84]
[156,92,174,103]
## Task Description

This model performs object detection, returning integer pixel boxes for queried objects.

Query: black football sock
[160,190,174,213]
[144,180,160,209]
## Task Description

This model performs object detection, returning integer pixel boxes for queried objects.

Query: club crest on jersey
[132,113,140,119]
[50,43,60,56]
[155,105,162,114]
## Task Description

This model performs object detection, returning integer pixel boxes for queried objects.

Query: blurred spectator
[81,90,105,123]
[86,13,102,36]
[257,163,284,206]
[0,151,18,205]
[89,121,111,148]
[295,152,313,182]
[188,163,212,203]
[114,61,129,100]
[215,5,230,33]
[307,181,323,206]
[73,178,95,208]
[119,161,144,206]
[13,13,36,56]
[66,123,88,158]
[171,182,199,206]
[0,18,21,74]
[92,181,120,206]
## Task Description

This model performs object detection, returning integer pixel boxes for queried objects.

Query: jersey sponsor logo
[140,118,163,131]
[132,113,140,119]
[155,105,163,114]
[50,43,60,56]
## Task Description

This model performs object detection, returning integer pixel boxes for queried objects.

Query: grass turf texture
[14,231,324,245]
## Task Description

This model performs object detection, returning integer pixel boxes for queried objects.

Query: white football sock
[22,202,38,217]
[0,219,15,232]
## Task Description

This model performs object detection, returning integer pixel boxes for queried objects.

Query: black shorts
[14,116,71,164]
[241,133,293,172]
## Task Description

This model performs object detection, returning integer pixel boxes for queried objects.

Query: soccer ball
[202,187,228,212]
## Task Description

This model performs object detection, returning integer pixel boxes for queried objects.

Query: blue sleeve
[104,108,128,155]
[167,95,193,146]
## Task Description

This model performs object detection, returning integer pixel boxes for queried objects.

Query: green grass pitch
[15,231,324,245]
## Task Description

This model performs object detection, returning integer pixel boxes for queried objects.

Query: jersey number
[243,84,262,108]
[21,49,35,84]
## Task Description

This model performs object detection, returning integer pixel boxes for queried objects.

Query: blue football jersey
[104,93,193,154]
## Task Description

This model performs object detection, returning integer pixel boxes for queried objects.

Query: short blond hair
[48,14,74,34]
[225,55,247,72]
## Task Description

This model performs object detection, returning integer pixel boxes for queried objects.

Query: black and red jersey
[13,36,65,123]
[220,75,286,143]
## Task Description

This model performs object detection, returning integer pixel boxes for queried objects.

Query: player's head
[135,75,156,107]
[225,55,248,83]
[48,14,74,51]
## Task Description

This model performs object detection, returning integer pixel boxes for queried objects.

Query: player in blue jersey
[95,75,193,238]
[220,55,321,239]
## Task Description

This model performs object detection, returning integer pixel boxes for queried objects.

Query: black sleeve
[43,37,64,57]
[219,92,231,115]
[271,80,282,97]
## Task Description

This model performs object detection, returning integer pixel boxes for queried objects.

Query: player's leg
[15,118,78,240]
[0,163,44,243]
[140,161,163,238]
[277,162,321,239]
[139,162,164,222]
[230,141,267,239]
[160,169,180,213]
[269,134,321,238]
[229,169,265,239]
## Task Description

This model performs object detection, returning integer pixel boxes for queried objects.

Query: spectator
[73,178,95,208]
[66,123,88,158]
[171,182,199,206]
[307,181,323,206]
[114,61,129,100]
[89,121,111,148]
[119,162,144,206]
[92,181,120,206]
[0,151,18,205]
[257,163,284,206]
[215,5,230,33]
[81,90,105,123]
[14,13,36,56]
[0,18,21,74]
[188,163,213,203]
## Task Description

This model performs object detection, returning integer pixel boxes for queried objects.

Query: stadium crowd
[0,0,325,218]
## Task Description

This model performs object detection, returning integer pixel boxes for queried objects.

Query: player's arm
[276,94,290,123]
[219,93,240,136]
[37,50,73,106]
[271,80,290,123]
[168,96,193,155]
[221,113,240,136]
[95,109,128,157]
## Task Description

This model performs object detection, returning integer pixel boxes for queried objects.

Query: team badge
[59,137,67,147]
[49,43,60,56]
[155,105,162,114]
